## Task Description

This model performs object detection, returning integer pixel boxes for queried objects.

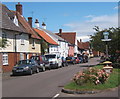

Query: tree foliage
[0,38,8,48]
[90,26,120,55]
[41,39,49,55]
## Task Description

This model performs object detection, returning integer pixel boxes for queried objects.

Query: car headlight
[52,61,57,64]
[24,66,29,70]
[13,67,17,70]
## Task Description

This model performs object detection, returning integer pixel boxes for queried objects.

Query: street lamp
[102,31,111,58]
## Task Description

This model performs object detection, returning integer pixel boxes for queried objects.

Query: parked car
[78,56,83,63]
[66,57,76,65]
[12,59,40,75]
[30,55,50,70]
[61,57,68,67]
[74,57,80,64]
[83,54,89,63]
[45,54,62,69]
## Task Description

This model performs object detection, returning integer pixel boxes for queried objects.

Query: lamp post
[102,31,111,58]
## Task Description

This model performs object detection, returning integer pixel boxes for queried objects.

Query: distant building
[34,20,69,58]
[56,29,78,57]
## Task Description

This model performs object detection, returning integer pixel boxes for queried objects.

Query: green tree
[0,38,8,48]
[90,26,120,55]
[41,39,49,55]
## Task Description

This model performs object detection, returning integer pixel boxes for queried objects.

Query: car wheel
[66,62,68,66]
[62,63,65,67]
[29,69,33,75]
[42,66,46,72]
[48,66,51,70]
[36,68,40,73]
[56,64,59,69]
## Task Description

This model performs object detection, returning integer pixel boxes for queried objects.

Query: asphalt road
[2,57,119,98]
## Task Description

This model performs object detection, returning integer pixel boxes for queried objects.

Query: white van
[45,54,62,69]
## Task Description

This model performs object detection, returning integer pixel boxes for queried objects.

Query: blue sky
[3,2,118,41]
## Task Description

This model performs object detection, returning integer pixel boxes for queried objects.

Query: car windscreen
[30,56,39,60]
[17,60,32,65]
[45,55,56,59]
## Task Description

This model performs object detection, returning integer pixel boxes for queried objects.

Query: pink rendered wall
[68,46,74,57]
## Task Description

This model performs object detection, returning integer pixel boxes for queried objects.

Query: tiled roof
[83,42,90,49]
[38,27,65,42]
[77,40,90,49]
[56,32,76,45]
[34,28,58,45]
[1,4,40,40]
[14,11,41,39]
[1,4,25,32]
[77,40,84,49]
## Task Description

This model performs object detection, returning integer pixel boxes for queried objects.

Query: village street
[2,57,119,98]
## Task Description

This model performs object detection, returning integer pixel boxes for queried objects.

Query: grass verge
[64,65,120,91]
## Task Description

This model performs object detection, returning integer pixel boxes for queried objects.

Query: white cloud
[77,36,90,42]
[85,15,94,18]
[114,6,118,9]
[64,14,118,42]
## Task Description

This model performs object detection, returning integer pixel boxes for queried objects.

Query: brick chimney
[59,29,62,36]
[16,2,22,15]
[42,22,46,29]
[28,17,32,27]
[80,39,82,42]
[35,19,40,28]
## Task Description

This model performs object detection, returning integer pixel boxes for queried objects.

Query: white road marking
[52,93,60,99]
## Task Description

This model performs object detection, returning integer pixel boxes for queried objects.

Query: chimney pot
[16,2,22,15]
[58,29,62,36]
[35,19,40,28]
[59,29,62,33]
[28,17,32,27]
[42,22,46,29]
[80,39,82,42]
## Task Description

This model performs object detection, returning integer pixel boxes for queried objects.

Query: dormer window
[13,15,19,26]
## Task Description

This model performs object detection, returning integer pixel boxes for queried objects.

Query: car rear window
[45,55,56,59]
[17,60,32,65]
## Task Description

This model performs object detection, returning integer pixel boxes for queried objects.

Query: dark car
[78,56,83,63]
[83,54,88,63]
[12,59,39,75]
[66,57,76,65]
[61,57,68,67]
[30,55,50,70]
[74,57,80,64]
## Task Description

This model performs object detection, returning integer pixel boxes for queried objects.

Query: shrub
[73,67,110,86]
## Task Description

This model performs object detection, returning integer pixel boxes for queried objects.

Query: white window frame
[2,53,8,65]
[21,35,25,45]
[20,53,24,60]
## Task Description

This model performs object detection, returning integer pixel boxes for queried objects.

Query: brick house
[0,3,41,72]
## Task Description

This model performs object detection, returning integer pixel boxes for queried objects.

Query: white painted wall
[74,36,78,56]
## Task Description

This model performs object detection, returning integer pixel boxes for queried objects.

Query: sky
[2,2,118,42]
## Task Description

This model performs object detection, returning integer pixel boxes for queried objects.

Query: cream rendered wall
[0,30,14,52]
[0,30,30,53]
[29,38,41,54]
[17,33,29,53]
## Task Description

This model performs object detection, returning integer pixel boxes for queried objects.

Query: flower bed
[64,65,120,91]
[73,67,109,85]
